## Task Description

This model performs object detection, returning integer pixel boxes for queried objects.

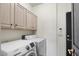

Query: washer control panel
[30,42,35,48]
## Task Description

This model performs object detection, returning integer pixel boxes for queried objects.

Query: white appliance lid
[28,38,46,42]
[1,40,33,53]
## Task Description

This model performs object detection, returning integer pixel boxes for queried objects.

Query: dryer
[31,38,46,56]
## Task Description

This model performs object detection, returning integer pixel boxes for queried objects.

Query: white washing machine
[1,40,37,56]
[22,35,46,56]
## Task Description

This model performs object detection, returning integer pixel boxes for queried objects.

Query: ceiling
[30,3,42,7]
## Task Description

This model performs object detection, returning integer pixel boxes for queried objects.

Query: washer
[22,35,46,56]
[1,40,37,56]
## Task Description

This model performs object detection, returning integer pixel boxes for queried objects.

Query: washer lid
[1,40,33,53]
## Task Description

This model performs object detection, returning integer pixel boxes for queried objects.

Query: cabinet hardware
[15,24,18,26]
[10,24,12,26]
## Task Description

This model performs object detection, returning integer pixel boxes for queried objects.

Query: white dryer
[31,38,46,56]
[22,35,46,56]
[1,40,37,56]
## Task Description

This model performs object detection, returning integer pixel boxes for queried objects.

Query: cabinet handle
[10,24,12,26]
[32,27,34,28]
[15,24,18,26]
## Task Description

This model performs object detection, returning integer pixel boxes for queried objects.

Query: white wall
[19,3,32,12]
[57,3,71,56]
[32,3,72,56]
[32,3,57,56]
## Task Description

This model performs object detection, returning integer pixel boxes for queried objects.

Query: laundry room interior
[0,3,78,56]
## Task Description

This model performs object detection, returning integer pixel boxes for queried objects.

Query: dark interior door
[66,12,72,56]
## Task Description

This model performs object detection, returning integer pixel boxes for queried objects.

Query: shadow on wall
[0,29,35,43]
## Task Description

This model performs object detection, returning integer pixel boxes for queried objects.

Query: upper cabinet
[0,4,12,28]
[14,4,26,29]
[31,14,37,30]
[27,10,33,30]
[0,3,37,30]
[27,10,37,30]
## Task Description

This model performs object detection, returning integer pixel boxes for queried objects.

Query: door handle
[67,39,72,41]
[67,35,70,37]
[67,39,69,41]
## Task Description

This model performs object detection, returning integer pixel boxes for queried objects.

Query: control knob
[26,46,30,50]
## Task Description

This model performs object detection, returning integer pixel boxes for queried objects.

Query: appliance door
[22,50,37,56]
[36,39,46,56]
[26,51,37,56]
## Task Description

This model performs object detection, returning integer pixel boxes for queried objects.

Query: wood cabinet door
[26,11,33,30]
[24,8,27,29]
[14,4,25,29]
[27,11,37,30]
[32,14,37,30]
[0,3,11,28]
